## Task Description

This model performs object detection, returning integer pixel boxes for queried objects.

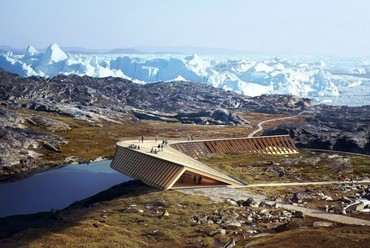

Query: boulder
[259,209,269,215]
[363,193,370,201]
[345,202,365,212]
[283,198,293,205]
[159,209,170,219]
[43,142,61,152]
[28,116,71,132]
[223,237,236,248]
[338,196,352,204]
[176,109,250,125]
[241,197,255,207]
[250,201,260,208]
[293,211,305,219]
[313,221,335,228]
[225,220,242,227]
[259,201,278,208]
[245,215,253,224]
[322,195,333,201]
[236,200,244,207]
[282,210,292,218]
[209,227,227,236]
[291,192,304,203]
[226,199,238,207]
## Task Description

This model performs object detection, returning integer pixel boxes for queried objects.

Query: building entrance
[172,170,229,188]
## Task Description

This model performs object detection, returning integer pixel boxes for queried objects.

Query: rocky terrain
[1,180,369,248]
[0,109,67,178]
[263,183,370,218]
[0,68,312,177]
[263,105,370,155]
[0,69,313,116]
[0,68,369,179]
[0,66,369,246]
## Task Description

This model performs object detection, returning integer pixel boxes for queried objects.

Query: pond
[0,160,130,218]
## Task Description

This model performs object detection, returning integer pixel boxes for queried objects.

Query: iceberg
[1,43,370,106]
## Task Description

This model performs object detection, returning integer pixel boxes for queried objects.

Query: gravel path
[245,180,370,188]
[248,116,299,137]
[177,187,370,226]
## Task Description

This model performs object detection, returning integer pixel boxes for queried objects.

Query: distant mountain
[1,43,370,106]
[104,48,143,54]
[0,45,25,55]
[132,46,262,55]
[0,44,261,55]
[61,47,105,54]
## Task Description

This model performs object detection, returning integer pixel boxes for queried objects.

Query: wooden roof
[111,140,244,190]
[111,135,298,190]
[111,146,185,190]
[171,135,298,159]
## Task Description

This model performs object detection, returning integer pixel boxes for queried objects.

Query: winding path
[248,110,313,138]
[244,180,370,188]
[248,115,299,138]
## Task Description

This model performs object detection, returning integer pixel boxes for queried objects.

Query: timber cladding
[170,142,211,158]
[171,135,298,159]
[110,135,297,190]
[111,146,184,190]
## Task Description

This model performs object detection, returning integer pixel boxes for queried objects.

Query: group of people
[162,139,168,146]
[129,144,140,150]
[149,139,169,154]
[131,136,171,154]
[150,148,159,154]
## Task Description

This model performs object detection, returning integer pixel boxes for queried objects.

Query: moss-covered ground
[1,181,370,248]
[1,109,370,247]
[199,152,370,184]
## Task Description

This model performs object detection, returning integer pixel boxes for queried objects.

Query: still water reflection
[0,160,130,217]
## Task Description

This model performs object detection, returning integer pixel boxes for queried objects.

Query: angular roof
[171,135,298,159]
[111,146,185,190]
[111,135,298,190]
[111,139,244,190]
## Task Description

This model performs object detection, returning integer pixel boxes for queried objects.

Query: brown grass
[0,182,235,248]
[199,152,370,184]
[1,181,370,248]
[4,109,370,247]
[245,226,370,248]
[14,108,297,168]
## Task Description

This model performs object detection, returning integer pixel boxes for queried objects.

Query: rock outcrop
[263,105,370,154]
[0,109,67,176]
[0,69,313,123]
[176,109,250,125]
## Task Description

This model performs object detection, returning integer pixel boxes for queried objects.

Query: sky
[1,0,370,56]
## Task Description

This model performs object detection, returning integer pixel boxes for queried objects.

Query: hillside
[0,69,369,181]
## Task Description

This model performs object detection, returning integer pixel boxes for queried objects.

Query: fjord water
[0,160,130,218]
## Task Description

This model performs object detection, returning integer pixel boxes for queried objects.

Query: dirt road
[248,115,299,137]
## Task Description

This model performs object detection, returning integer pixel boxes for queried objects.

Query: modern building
[111,135,298,190]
